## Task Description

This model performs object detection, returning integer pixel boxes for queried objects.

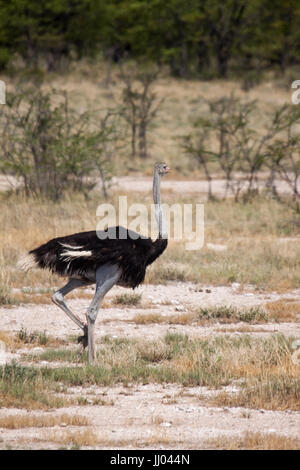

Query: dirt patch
[0,282,299,449]
[1,282,299,341]
[108,175,294,199]
[0,174,294,198]
[0,383,299,449]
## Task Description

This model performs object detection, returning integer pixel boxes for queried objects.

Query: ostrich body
[17,162,170,363]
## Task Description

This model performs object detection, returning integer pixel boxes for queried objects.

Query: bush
[0,86,116,200]
[183,96,300,206]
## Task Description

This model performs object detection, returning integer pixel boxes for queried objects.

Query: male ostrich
[17,162,170,363]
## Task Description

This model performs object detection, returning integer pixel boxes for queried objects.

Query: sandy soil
[1,282,300,341]
[0,282,299,449]
[0,174,294,198]
[0,384,299,450]
[109,175,293,198]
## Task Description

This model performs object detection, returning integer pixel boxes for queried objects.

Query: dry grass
[12,292,52,305]
[132,312,197,325]
[213,373,300,411]
[0,191,299,295]
[46,428,173,449]
[0,413,89,429]
[214,326,271,333]
[0,392,71,411]
[17,327,67,348]
[0,327,66,352]
[0,330,25,350]
[207,431,300,450]
[132,305,269,326]
[3,288,94,306]
[0,329,65,351]
[265,299,300,322]
[49,428,99,447]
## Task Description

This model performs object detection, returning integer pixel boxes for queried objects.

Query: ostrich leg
[86,264,121,364]
[52,278,92,331]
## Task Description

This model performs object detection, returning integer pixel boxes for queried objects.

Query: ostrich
[17,162,170,363]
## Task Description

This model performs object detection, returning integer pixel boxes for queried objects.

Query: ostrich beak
[165,167,171,173]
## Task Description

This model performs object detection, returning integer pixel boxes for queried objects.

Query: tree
[199,0,248,77]
[266,105,300,204]
[120,64,163,159]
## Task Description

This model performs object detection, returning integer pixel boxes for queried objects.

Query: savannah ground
[0,65,299,449]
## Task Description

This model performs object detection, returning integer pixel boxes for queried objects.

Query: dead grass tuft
[132,312,198,325]
[49,429,99,447]
[132,313,165,324]
[207,431,300,450]
[0,330,24,350]
[0,413,89,429]
[265,299,300,322]
[132,305,270,326]
[47,429,173,448]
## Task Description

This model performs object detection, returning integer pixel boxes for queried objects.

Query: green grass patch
[20,333,299,411]
[0,363,68,409]
[2,333,298,411]
[17,327,49,346]
[26,348,82,363]
[198,305,268,323]
[112,293,142,306]
[0,285,18,306]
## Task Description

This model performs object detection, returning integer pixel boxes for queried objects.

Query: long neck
[153,169,167,239]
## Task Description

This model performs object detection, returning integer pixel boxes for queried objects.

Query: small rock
[32,347,44,354]
[291,339,300,350]
[160,422,172,427]
[175,305,185,312]
[205,289,211,293]
[0,341,7,366]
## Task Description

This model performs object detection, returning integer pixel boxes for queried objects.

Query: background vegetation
[0,0,299,204]
[1,0,300,80]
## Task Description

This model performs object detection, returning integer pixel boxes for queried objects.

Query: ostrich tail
[16,253,38,272]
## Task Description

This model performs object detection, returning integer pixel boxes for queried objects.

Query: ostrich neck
[153,170,167,239]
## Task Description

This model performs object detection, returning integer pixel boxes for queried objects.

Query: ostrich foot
[77,324,88,350]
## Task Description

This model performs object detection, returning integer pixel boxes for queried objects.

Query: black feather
[30,227,168,288]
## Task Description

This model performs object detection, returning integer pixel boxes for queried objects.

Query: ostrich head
[154,161,170,176]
